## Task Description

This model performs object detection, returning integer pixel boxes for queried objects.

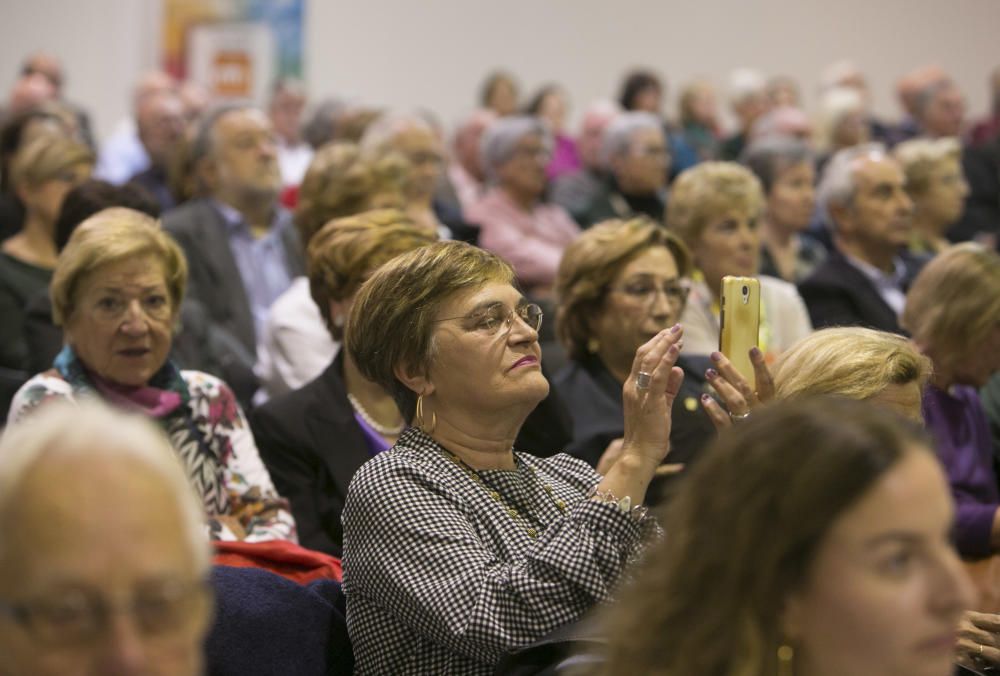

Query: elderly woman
[342,240,680,673]
[678,79,721,161]
[669,161,812,359]
[901,243,1000,560]
[466,116,580,296]
[0,133,93,371]
[599,397,974,676]
[524,84,580,179]
[894,137,970,255]
[553,217,714,471]
[742,137,827,283]
[250,209,436,556]
[9,208,295,543]
[257,142,410,398]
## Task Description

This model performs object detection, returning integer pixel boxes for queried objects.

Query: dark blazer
[162,198,304,354]
[797,249,926,334]
[248,354,370,557]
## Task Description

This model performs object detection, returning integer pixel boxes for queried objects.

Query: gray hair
[600,111,664,166]
[0,401,211,572]
[302,97,350,149]
[190,100,257,167]
[478,115,551,182]
[359,111,436,156]
[816,142,888,229]
[741,136,813,193]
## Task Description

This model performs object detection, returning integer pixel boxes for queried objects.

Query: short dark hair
[618,70,663,111]
[54,180,161,252]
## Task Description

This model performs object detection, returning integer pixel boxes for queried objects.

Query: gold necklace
[441,448,568,539]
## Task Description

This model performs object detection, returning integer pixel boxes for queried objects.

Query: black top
[0,252,52,371]
[553,353,716,503]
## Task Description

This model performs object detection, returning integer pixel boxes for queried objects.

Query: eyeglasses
[0,579,210,645]
[435,302,544,337]
[86,292,173,323]
[610,279,691,307]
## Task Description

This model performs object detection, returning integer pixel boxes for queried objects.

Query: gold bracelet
[587,485,649,522]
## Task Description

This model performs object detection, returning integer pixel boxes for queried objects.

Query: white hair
[478,115,551,182]
[600,111,664,166]
[728,68,766,105]
[359,111,435,156]
[816,142,888,230]
[0,400,211,571]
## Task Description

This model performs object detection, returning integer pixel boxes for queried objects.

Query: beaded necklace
[346,393,406,437]
[441,448,568,539]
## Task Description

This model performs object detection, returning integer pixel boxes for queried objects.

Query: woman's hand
[700,347,775,431]
[596,437,684,477]
[957,611,1000,674]
[618,325,685,468]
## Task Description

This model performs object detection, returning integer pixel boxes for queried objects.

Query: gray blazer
[163,198,305,354]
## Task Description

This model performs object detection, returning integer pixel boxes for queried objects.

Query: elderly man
[564,111,669,228]
[128,89,185,210]
[164,104,304,376]
[0,402,213,675]
[799,143,925,333]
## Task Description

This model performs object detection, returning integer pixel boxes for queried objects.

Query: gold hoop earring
[415,394,436,434]
[777,643,794,676]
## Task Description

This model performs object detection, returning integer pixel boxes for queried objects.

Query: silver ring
[636,371,652,390]
[729,411,751,422]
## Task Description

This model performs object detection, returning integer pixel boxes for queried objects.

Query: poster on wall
[163,0,304,104]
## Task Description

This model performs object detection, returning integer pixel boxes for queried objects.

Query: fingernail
[667,344,679,356]
[701,393,712,403]
[706,368,718,379]
[750,346,762,359]
[670,323,681,334]
[710,351,722,362]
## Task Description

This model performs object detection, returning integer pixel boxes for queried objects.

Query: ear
[393,360,434,398]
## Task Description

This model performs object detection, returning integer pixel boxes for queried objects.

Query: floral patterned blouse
[9,358,296,543]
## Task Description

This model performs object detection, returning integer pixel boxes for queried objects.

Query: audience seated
[9,208,295,542]
[550,99,620,217]
[567,112,669,228]
[742,136,826,282]
[901,243,1000,559]
[269,78,312,188]
[0,401,214,675]
[553,217,713,474]
[819,59,894,146]
[597,397,975,675]
[13,51,94,148]
[342,240,677,674]
[617,69,698,177]
[894,137,970,255]
[523,84,580,179]
[816,86,870,172]
[251,209,436,556]
[128,87,185,210]
[677,79,722,161]
[256,142,410,399]
[480,70,520,117]
[799,143,926,332]
[720,68,768,160]
[669,161,812,359]
[0,133,93,372]
[447,108,497,214]
[467,116,580,297]
[163,103,305,396]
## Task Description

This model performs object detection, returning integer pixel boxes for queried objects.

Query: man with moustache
[799,143,926,333]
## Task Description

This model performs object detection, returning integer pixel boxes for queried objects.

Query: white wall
[3,0,999,144]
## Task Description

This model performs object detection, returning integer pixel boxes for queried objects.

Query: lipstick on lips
[510,355,538,370]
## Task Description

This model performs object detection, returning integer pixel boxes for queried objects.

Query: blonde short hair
[51,207,188,327]
[347,241,514,421]
[307,208,437,340]
[9,132,94,187]
[0,400,210,572]
[901,243,1000,371]
[666,161,764,247]
[893,136,962,198]
[772,327,931,402]
[294,142,410,246]
[556,217,692,361]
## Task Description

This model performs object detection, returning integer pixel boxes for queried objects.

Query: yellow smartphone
[719,276,761,390]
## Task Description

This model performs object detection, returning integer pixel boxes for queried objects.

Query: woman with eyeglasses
[8,208,295,543]
[669,162,812,362]
[342,239,681,674]
[553,217,715,487]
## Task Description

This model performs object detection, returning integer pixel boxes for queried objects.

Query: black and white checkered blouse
[342,427,660,675]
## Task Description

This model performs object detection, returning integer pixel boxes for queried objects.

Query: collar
[842,251,906,287]
[212,199,287,237]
